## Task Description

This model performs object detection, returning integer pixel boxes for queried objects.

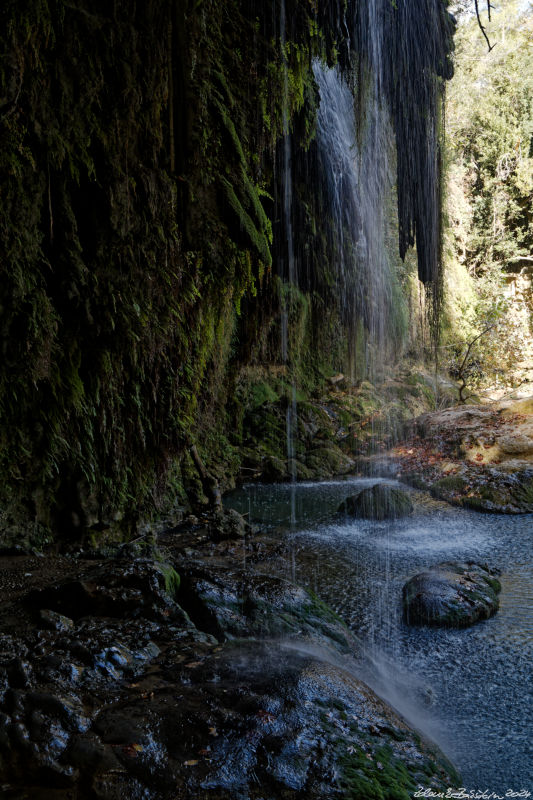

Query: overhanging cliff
[0,0,454,540]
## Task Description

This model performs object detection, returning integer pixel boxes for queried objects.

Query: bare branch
[458,324,496,376]
[474,0,495,51]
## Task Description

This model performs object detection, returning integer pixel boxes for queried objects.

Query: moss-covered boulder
[427,469,533,514]
[429,474,468,501]
[206,508,252,543]
[396,398,533,514]
[338,484,414,520]
[403,562,501,627]
[305,445,355,477]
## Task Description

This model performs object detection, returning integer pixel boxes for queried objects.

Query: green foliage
[249,382,280,408]
[450,7,533,271]
[0,0,287,535]
[220,177,272,267]
[0,0,450,540]
[443,1,533,393]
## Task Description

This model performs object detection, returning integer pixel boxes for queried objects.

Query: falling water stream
[226,479,533,791]
[313,58,395,377]
[279,0,298,524]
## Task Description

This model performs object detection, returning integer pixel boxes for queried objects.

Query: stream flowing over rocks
[0,511,458,799]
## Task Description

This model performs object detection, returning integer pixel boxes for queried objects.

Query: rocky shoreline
[0,509,459,799]
[392,397,533,514]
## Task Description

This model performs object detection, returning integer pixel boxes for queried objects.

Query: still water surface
[226,478,533,791]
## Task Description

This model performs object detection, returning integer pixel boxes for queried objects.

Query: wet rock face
[0,638,458,799]
[0,513,459,798]
[26,558,186,622]
[403,562,501,627]
[206,508,252,542]
[179,566,356,654]
[89,643,459,800]
[338,484,414,520]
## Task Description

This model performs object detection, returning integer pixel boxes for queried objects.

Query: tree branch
[474,0,495,51]
[189,444,222,510]
[457,323,497,403]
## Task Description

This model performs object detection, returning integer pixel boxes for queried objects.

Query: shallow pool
[226,478,533,792]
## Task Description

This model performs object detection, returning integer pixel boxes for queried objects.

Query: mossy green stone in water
[338,484,414,520]
[403,562,501,627]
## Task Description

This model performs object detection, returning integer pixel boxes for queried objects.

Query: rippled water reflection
[226,478,533,790]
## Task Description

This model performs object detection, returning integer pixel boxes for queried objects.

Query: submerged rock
[403,562,501,627]
[338,484,414,520]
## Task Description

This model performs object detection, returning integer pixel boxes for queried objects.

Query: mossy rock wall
[0,0,334,537]
[0,0,454,540]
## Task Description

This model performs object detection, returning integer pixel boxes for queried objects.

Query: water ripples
[226,480,533,788]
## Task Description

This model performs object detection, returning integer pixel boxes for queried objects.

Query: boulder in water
[403,561,501,627]
[338,483,413,520]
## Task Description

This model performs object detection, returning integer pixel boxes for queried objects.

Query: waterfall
[311,0,454,374]
[313,43,396,377]
[313,0,454,337]
[273,0,453,479]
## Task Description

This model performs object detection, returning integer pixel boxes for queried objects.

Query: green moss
[248,379,280,408]
[306,590,346,627]
[159,564,181,599]
[220,177,272,267]
[339,743,416,800]
[512,478,533,506]
[306,445,346,476]
[482,575,502,594]
[431,475,467,495]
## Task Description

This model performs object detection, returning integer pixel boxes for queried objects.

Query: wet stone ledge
[0,512,460,798]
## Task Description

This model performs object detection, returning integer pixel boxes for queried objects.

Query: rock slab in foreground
[339,484,414,520]
[0,514,460,798]
[403,561,501,627]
